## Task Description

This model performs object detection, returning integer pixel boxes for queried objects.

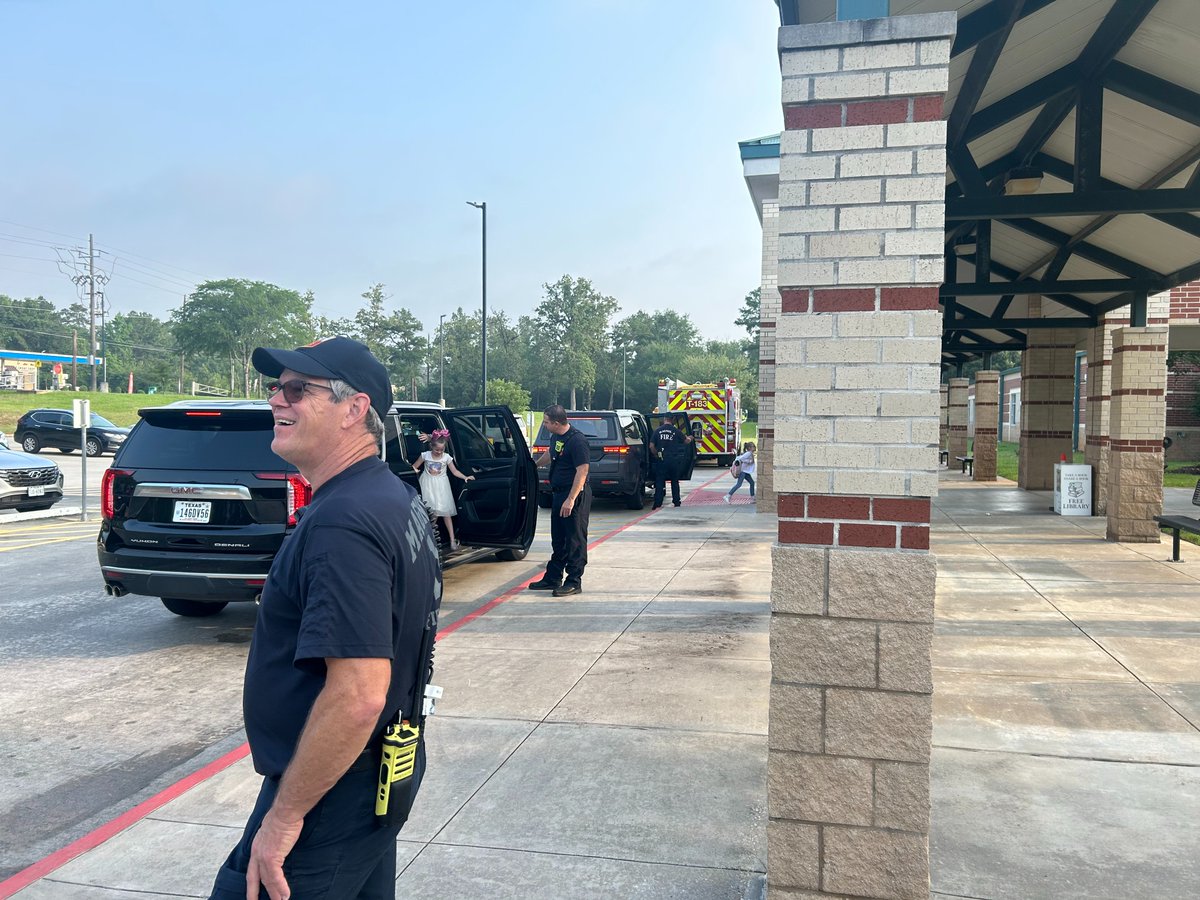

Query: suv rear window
[535,415,619,444]
[119,411,289,470]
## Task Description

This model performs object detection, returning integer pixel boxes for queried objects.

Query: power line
[0,219,81,241]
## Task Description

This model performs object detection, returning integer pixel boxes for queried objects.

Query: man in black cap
[208,336,442,900]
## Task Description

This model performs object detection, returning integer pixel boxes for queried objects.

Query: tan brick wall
[1018,319,1078,491]
[769,12,954,899]
[946,377,969,461]
[758,199,780,513]
[1106,327,1167,542]
[1085,320,1116,513]
[938,382,948,452]
[973,370,999,481]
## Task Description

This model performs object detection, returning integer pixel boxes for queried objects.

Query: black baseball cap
[252,336,393,419]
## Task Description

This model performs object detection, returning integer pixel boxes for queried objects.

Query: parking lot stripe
[0,535,95,553]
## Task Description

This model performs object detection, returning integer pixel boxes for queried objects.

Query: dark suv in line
[17,408,130,456]
[97,400,536,617]
[533,409,652,509]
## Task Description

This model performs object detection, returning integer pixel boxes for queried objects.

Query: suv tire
[21,434,39,453]
[624,481,646,510]
[59,448,76,454]
[495,547,528,561]
[161,597,228,617]
[85,436,103,457]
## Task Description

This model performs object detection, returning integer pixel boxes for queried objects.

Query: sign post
[73,398,90,522]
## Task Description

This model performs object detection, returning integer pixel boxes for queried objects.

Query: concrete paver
[7,470,1200,898]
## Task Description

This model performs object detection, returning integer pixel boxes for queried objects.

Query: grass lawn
[742,421,757,443]
[0,391,196,434]
[993,440,1084,482]
[1164,459,1200,489]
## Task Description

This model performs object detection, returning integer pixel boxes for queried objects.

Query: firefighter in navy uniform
[528,404,591,597]
[649,415,693,509]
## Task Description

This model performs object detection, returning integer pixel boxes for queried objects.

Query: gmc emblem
[171,486,202,495]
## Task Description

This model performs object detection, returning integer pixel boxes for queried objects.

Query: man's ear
[342,393,372,430]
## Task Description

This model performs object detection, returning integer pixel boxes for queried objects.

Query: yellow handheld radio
[375,720,421,818]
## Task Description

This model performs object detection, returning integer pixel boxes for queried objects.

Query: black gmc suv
[98,400,536,616]
[533,409,652,509]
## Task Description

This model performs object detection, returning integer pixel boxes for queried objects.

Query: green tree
[171,279,313,396]
[102,311,179,393]
[0,295,73,354]
[735,287,760,337]
[531,275,619,408]
[351,284,427,397]
[485,378,530,413]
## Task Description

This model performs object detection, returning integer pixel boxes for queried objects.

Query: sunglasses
[266,379,337,404]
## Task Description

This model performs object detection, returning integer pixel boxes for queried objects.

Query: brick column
[758,199,781,512]
[946,377,968,461]
[1018,320,1077,491]
[973,370,999,481]
[1106,327,1167,542]
[938,382,948,453]
[1085,319,1116,513]
[768,13,953,900]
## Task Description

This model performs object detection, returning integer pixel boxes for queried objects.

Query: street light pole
[439,313,446,407]
[467,201,487,405]
[622,347,627,407]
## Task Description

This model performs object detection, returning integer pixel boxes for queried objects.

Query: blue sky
[0,1,782,341]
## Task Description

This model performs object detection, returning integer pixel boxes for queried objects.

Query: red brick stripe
[1110,439,1163,452]
[759,320,776,329]
[760,391,776,398]
[814,288,876,312]
[1112,388,1164,397]
[1086,435,1111,446]
[1113,344,1167,353]
[776,494,932,548]
[783,95,946,131]
[1023,430,1073,438]
[881,287,939,310]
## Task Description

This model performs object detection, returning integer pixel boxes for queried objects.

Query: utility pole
[72,331,78,389]
[88,233,97,390]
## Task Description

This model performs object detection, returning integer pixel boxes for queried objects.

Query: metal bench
[955,455,974,476]
[1155,480,1200,562]
[939,449,949,466]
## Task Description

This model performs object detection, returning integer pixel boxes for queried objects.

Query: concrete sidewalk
[7,477,772,899]
[8,470,1200,899]
[931,471,1200,899]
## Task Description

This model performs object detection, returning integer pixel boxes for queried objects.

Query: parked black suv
[17,408,130,456]
[533,409,652,509]
[98,400,536,616]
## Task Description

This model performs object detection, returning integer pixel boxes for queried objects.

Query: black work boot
[553,580,582,597]
[528,575,560,591]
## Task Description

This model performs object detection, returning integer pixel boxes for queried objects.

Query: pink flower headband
[427,429,450,442]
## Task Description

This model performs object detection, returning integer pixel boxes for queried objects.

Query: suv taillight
[532,445,548,454]
[257,472,312,525]
[101,469,131,519]
[602,446,629,454]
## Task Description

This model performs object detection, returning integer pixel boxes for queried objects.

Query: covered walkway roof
[748,0,1200,366]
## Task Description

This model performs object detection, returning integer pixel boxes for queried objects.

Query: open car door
[647,413,697,481]
[441,406,537,551]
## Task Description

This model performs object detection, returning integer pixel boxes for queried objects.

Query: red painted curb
[0,743,251,899]
[0,469,733,895]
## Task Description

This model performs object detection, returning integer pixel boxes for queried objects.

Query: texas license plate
[27,485,45,497]
[173,500,211,523]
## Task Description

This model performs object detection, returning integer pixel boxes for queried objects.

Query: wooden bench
[955,455,974,476]
[939,449,949,466]
[1155,480,1200,562]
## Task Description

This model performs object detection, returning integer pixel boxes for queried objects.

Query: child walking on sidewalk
[412,430,474,550]
[725,441,756,503]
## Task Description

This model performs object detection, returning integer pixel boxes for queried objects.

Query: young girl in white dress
[412,430,474,550]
